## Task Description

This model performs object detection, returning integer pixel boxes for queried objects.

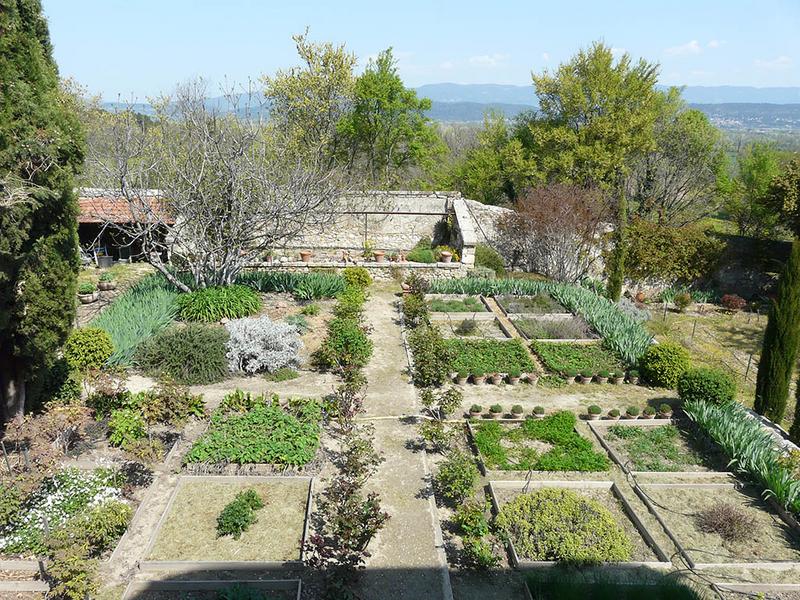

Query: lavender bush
[225,316,303,374]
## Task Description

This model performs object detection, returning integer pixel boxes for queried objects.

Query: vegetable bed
[472,411,609,471]
[496,294,566,314]
[428,296,486,313]
[444,339,535,374]
[532,341,624,375]
[514,316,595,340]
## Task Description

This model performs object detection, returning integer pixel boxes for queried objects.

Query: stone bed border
[487,479,672,569]
[139,475,314,572]
[633,481,800,571]
[711,582,800,595]
[122,578,301,600]
[0,560,48,593]
[586,418,732,478]
[465,419,611,478]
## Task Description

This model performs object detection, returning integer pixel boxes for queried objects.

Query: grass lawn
[472,411,609,472]
[428,296,486,312]
[148,478,308,562]
[602,423,728,472]
[643,484,800,564]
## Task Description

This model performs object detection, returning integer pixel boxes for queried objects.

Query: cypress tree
[755,239,800,423]
[0,0,84,421]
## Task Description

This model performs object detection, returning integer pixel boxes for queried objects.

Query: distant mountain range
[102,83,800,130]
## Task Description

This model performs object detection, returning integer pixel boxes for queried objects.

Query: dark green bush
[137,323,229,385]
[216,489,265,539]
[403,294,429,328]
[176,285,261,322]
[434,450,478,505]
[333,285,368,320]
[454,501,489,537]
[107,408,146,448]
[406,247,436,263]
[314,317,373,370]
[408,325,451,387]
[63,328,114,371]
[495,488,632,563]
[639,342,691,388]
[678,367,736,405]
[475,244,505,277]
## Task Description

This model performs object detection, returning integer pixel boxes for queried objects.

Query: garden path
[355,289,452,600]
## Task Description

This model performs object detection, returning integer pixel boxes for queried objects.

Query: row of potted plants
[294,250,455,264]
[586,403,674,420]
[77,273,117,304]
[453,369,537,386]
[563,369,639,385]
[468,404,526,419]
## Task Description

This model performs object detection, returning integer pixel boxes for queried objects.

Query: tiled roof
[77,192,175,225]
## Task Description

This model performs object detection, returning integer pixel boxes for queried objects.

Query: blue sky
[42,0,800,100]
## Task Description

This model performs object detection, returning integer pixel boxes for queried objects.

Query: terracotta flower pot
[579,376,592,385]
[439,251,453,263]
[635,291,646,303]
[489,374,503,385]
[472,375,486,385]
[526,373,540,386]
[596,376,609,384]
[469,409,482,418]
[628,376,640,385]
[507,375,520,386]
[455,375,468,385]
[374,250,385,263]
[611,376,625,385]
[607,413,621,421]
[587,413,601,421]
[658,411,673,419]
[489,410,502,419]
[78,292,98,304]
[98,281,116,291]
[300,250,312,263]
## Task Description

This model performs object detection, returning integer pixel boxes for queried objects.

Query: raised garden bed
[488,480,670,567]
[444,338,535,375]
[712,583,800,599]
[512,315,596,341]
[495,293,567,315]
[427,294,487,313]
[436,316,510,340]
[527,576,705,600]
[122,579,301,600]
[636,482,800,568]
[531,341,625,375]
[143,476,312,568]
[589,420,729,474]
[468,411,609,473]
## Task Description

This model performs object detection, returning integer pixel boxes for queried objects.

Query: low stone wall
[247,260,469,281]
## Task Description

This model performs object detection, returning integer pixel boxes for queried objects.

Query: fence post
[691,319,698,342]
[745,353,754,381]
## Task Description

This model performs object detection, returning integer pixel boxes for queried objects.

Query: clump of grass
[695,502,755,542]
[264,367,299,382]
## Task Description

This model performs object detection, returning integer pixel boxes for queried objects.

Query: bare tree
[85,80,349,291]
[495,183,609,282]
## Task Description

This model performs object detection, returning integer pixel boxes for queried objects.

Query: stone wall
[247,260,468,281]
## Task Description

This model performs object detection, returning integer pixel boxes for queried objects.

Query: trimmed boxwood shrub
[495,488,633,563]
[342,266,372,289]
[314,317,373,370]
[475,244,505,277]
[176,285,261,322]
[678,367,736,405]
[137,323,229,385]
[638,342,691,388]
[408,325,451,387]
[63,327,114,371]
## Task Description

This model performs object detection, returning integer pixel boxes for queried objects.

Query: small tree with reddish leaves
[495,183,609,282]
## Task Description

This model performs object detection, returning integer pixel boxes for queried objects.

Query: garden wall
[245,260,469,281]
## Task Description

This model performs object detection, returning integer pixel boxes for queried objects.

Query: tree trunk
[606,181,627,302]
[0,354,26,424]
[756,239,800,423]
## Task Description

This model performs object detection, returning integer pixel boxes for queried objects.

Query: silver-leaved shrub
[225,316,303,374]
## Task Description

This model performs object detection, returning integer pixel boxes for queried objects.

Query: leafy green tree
[726,142,785,238]
[628,91,729,226]
[521,42,662,300]
[338,48,443,186]
[0,0,84,421]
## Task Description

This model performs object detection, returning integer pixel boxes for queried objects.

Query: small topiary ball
[63,327,114,371]
[677,367,736,405]
[342,266,372,289]
[638,342,691,388]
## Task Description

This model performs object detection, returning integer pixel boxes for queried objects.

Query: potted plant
[642,406,656,419]
[373,250,386,263]
[625,406,640,420]
[472,370,486,385]
[657,403,673,419]
[299,250,313,263]
[469,404,483,418]
[596,369,610,384]
[533,406,545,419]
[610,371,625,385]
[455,370,468,385]
[489,372,503,385]
[77,282,98,304]
[439,250,453,263]
[511,405,524,419]
[526,372,540,386]
[564,369,578,383]
[627,369,640,385]
[635,290,646,303]
[607,408,621,421]
[489,404,503,419]
[97,271,116,291]
[507,367,521,385]
[579,370,593,385]
[587,405,602,420]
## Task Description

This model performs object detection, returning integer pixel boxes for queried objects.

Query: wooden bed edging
[122,578,301,600]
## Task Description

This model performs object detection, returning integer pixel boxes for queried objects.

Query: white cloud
[610,47,626,58]
[754,55,792,70]
[707,39,724,49]
[468,53,510,68]
[665,40,702,56]
[541,52,550,61]
[439,60,454,70]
